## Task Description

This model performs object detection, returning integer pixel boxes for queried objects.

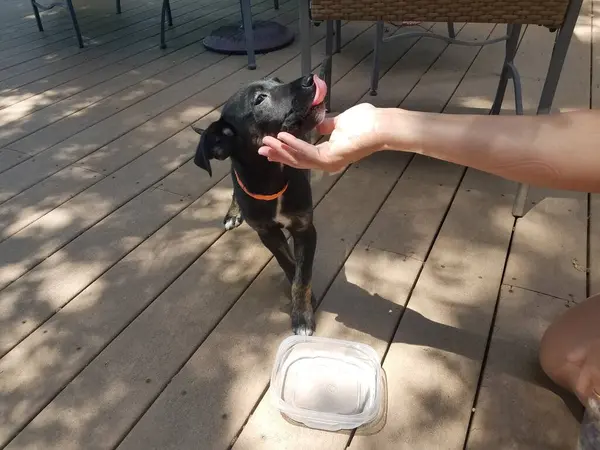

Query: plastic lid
[270,335,383,431]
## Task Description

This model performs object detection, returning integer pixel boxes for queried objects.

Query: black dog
[191,74,328,335]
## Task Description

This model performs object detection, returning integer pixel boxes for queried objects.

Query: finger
[258,145,302,168]
[276,132,322,156]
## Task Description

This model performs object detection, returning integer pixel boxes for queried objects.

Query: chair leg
[160,0,169,48]
[511,0,583,217]
[370,21,384,96]
[116,0,121,14]
[491,24,521,115]
[166,0,173,26]
[65,0,84,48]
[300,0,311,76]
[335,20,342,53]
[240,0,256,70]
[324,20,334,111]
[447,22,455,38]
[274,0,279,9]
[31,0,44,31]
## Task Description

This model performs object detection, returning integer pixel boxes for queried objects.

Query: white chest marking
[275,195,292,228]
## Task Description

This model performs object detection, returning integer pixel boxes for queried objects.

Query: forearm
[379,108,600,192]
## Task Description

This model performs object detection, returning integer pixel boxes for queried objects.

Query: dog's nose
[301,75,314,87]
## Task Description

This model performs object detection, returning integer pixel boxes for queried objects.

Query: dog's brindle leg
[290,223,317,335]
[257,227,296,284]
[223,194,244,230]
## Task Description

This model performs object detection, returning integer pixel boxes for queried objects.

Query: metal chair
[299,0,583,217]
[30,0,122,48]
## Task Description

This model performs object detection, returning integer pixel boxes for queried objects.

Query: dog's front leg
[257,227,296,284]
[223,194,244,230]
[290,224,317,336]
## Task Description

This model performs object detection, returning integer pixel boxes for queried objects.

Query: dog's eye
[254,94,267,106]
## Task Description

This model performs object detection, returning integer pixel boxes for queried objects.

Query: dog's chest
[274,196,293,228]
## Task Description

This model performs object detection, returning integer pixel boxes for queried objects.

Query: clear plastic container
[269,335,384,432]
[578,395,600,450]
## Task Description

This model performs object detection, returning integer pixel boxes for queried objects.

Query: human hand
[567,338,600,404]
[258,103,385,172]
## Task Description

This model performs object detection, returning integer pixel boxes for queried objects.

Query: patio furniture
[300,0,584,217]
[160,0,291,70]
[30,0,122,48]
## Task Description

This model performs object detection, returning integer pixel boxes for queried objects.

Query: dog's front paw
[223,214,243,231]
[292,309,315,336]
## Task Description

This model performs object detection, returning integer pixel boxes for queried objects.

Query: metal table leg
[370,21,384,96]
[160,0,173,49]
[202,0,294,70]
[300,0,311,76]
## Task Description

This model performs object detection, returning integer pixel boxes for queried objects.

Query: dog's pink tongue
[312,74,327,106]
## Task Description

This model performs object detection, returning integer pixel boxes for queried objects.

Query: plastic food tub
[270,335,384,432]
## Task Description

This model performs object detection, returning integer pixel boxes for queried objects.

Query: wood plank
[116,24,484,450]
[503,15,590,302]
[0,184,195,357]
[0,0,290,134]
[0,148,25,172]
[233,156,465,450]
[0,17,347,291]
[345,21,525,449]
[0,0,207,80]
[465,287,582,450]
[1,4,296,153]
[357,22,465,111]
[438,24,525,116]
[0,0,177,69]
[592,193,600,294]
[0,19,367,342]
[589,0,599,295]
[0,167,230,447]
[114,153,407,450]
[0,166,101,242]
[2,25,378,449]
[0,12,337,205]
[0,0,159,45]
[0,0,175,60]
[229,22,494,450]
[0,126,200,293]
[353,169,515,450]
[465,2,592,447]
[2,138,344,450]
[0,0,231,92]
[399,24,496,112]
[0,0,276,114]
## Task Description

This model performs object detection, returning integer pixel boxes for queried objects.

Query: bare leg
[540,293,600,403]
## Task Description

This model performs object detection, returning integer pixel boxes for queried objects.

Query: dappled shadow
[0,0,594,449]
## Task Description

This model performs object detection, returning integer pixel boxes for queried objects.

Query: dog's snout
[301,75,314,87]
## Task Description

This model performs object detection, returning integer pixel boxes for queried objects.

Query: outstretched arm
[259,105,600,193]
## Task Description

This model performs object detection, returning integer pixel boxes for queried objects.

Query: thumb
[316,116,337,135]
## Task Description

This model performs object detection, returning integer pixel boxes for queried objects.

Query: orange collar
[234,170,288,201]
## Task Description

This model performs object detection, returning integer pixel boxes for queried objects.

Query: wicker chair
[299,0,584,217]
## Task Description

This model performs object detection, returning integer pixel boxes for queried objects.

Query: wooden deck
[0,0,596,448]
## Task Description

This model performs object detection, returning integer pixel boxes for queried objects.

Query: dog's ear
[191,120,236,177]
